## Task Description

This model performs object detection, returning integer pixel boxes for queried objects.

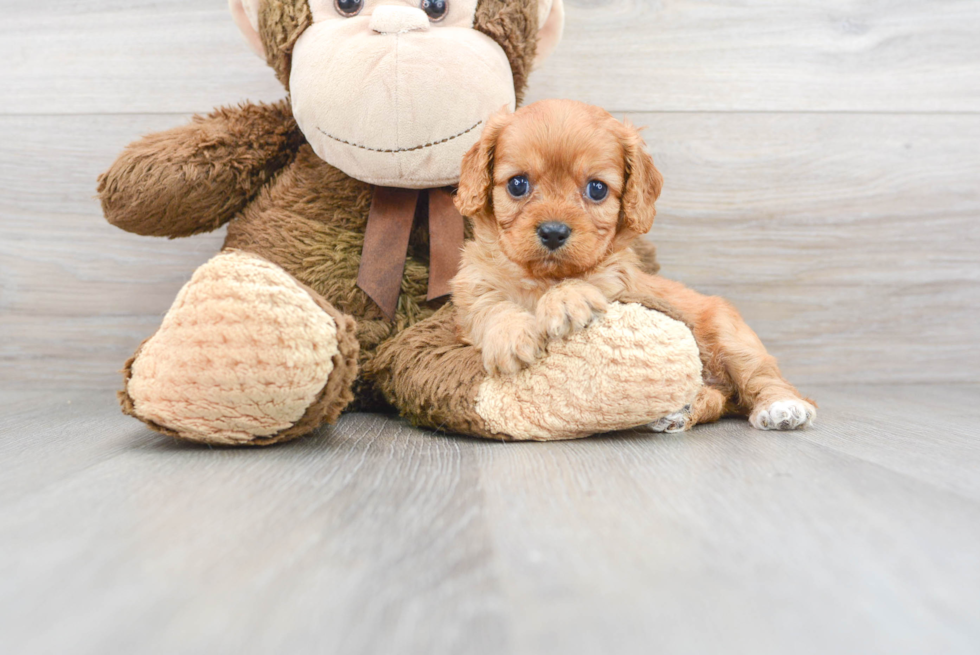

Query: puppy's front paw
[536,281,608,340]
[481,317,543,376]
[750,399,816,430]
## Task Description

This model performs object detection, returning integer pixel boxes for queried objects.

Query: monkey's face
[231,0,564,189]
[290,1,512,187]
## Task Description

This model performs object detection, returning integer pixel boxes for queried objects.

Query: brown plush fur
[222,146,448,409]
[98,100,304,238]
[453,99,813,427]
[473,0,539,106]
[258,0,313,90]
[368,304,496,438]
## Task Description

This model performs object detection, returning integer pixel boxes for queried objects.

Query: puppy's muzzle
[537,222,571,251]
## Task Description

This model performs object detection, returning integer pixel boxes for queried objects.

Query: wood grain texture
[1,385,978,654]
[1,1,281,116]
[2,4,977,652]
[528,0,980,112]
[642,111,980,384]
[2,0,979,115]
[3,3,978,653]
[2,112,977,387]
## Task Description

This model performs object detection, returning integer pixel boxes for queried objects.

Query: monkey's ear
[534,0,565,70]
[230,0,266,59]
[619,121,664,236]
[455,110,511,222]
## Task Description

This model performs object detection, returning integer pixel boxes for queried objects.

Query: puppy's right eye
[586,180,609,202]
[507,176,530,198]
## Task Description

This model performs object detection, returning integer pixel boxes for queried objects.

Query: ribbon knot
[356,187,465,321]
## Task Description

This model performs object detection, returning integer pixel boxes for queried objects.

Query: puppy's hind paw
[648,406,692,433]
[750,399,816,431]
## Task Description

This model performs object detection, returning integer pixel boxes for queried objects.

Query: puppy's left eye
[507,175,530,198]
[586,180,608,202]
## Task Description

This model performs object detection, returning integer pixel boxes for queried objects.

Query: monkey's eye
[507,176,530,199]
[586,180,609,202]
[421,0,448,21]
[335,0,364,17]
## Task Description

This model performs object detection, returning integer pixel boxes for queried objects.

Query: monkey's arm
[98,100,304,238]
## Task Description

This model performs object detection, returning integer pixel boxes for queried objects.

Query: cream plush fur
[231,0,563,65]
[534,0,563,66]
[229,0,564,187]
[230,0,264,56]
[127,251,341,445]
[475,303,703,441]
[289,5,515,188]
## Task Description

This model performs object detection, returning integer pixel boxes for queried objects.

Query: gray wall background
[2,0,978,390]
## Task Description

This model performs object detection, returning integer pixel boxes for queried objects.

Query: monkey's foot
[121,251,358,446]
[373,301,703,441]
[475,303,702,440]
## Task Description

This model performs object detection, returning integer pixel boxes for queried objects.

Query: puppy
[451,99,815,431]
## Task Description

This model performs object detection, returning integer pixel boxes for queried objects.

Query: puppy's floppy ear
[619,120,664,236]
[455,109,510,222]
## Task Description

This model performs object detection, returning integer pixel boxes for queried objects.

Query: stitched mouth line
[317,120,483,154]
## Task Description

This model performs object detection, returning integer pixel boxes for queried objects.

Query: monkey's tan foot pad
[371,302,702,441]
[474,303,703,441]
[120,251,358,446]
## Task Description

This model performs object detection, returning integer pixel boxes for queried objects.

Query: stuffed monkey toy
[97,0,704,445]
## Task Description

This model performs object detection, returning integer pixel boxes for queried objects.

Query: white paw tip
[750,399,815,431]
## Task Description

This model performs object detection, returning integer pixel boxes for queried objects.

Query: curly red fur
[453,99,815,426]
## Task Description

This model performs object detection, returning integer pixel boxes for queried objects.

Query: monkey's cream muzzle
[289,5,516,188]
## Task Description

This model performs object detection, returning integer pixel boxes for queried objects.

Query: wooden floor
[2,1,979,653]
[2,385,978,655]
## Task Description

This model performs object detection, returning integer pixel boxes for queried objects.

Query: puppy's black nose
[537,222,571,251]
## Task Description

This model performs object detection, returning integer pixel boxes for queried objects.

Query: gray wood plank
[1,395,510,655]
[1,385,978,654]
[798,384,980,502]
[1,1,282,116]
[0,114,225,389]
[642,111,980,384]
[474,413,980,655]
[3,0,978,651]
[529,0,980,112]
[2,0,979,115]
[2,113,977,388]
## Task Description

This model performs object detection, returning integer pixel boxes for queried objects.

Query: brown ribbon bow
[356,187,465,321]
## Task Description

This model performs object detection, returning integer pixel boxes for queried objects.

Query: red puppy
[451,99,815,431]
